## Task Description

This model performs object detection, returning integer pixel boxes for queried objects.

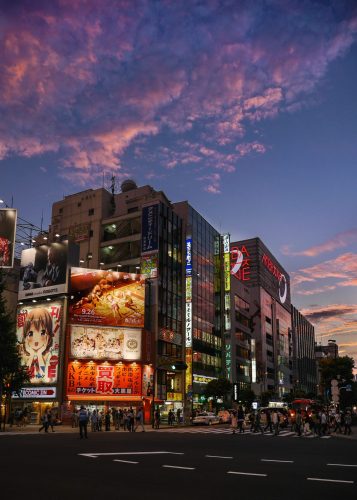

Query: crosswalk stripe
[156,427,333,439]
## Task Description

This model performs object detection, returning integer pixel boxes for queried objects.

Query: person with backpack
[78,405,89,439]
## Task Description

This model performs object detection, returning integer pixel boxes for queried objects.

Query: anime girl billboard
[16,302,62,384]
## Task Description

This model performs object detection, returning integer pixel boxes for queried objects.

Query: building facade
[291,305,317,394]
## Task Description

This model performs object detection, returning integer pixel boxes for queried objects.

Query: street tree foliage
[0,271,29,429]
[237,388,256,408]
[205,377,232,404]
[319,356,355,387]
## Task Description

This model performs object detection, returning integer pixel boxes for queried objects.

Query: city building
[229,238,293,398]
[291,305,317,395]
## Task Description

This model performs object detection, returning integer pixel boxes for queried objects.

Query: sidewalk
[0,423,178,435]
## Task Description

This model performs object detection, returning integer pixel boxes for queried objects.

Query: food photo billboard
[69,268,145,327]
[0,208,17,268]
[19,241,70,300]
[70,325,141,361]
[16,301,63,384]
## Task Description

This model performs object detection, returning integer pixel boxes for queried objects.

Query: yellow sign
[224,253,231,291]
[166,392,183,401]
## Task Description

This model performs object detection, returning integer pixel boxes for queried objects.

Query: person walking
[320,410,327,436]
[118,409,123,430]
[47,409,55,432]
[105,411,111,431]
[78,405,89,439]
[231,410,238,434]
[237,406,245,433]
[39,410,49,433]
[91,410,98,432]
[128,408,135,432]
[264,410,273,434]
[135,407,145,432]
[272,409,279,436]
[254,411,264,434]
[154,408,161,429]
[176,408,181,425]
[295,410,302,436]
[344,411,352,435]
[333,411,342,433]
[123,409,128,431]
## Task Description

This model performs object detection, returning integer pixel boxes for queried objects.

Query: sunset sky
[1,1,356,364]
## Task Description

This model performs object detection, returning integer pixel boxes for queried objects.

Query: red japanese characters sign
[66,361,142,396]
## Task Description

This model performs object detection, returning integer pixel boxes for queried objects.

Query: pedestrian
[91,410,98,432]
[39,410,49,433]
[272,409,279,436]
[237,406,245,433]
[249,412,255,432]
[231,411,238,434]
[295,410,302,436]
[47,409,55,432]
[344,411,352,435]
[303,414,310,436]
[264,410,273,433]
[168,409,173,426]
[118,409,124,430]
[134,407,145,432]
[320,410,327,436]
[128,408,135,432]
[333,411,342,433]
[176,408,181,425]
[105,411,111,431]
[154,408,160,429]
[78,405,89,439]
[123,409,128,431]
[254,411,264,434]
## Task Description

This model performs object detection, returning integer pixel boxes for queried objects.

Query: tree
[0,271,29,430]
[319,356,355,386]
[260,390,277,407]
[237,388,256,409]
[205,377,232,407]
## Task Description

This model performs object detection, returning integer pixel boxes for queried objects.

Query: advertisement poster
[19,242,69,299]
[141,203,159,255]
[0,208,17,268]
[17,301,62,384]
[67,361,142,396]
[70,325,141,361]
[142,364,154,396]
[69,268,145,327]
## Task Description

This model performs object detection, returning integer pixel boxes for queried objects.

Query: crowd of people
[230,407,354,436]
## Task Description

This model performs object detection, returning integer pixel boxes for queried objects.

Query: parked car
[192,412,220,425]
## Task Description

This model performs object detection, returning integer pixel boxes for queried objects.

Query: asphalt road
[1,430,356,499]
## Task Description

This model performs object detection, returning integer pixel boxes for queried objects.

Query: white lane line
[206,455,233,459]
[327,463,357,467]
[228,471,267,477]
[162,465,195,470]
[78,451,184,458]
[307,478,354,484]
[113,459,138,464]
[261,459,294,463]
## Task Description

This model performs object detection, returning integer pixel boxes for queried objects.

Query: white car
[192,412,220,426]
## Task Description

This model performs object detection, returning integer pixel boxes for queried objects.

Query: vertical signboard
[222,234,232,381]
[141,203,159,255]
[185,236,193,409]
[0,208,17,268]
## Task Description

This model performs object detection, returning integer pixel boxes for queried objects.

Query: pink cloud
[282,228,357,257]
[0,1,356,188]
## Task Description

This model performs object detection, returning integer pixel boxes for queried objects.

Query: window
[88,208,94,216]
[89,230,93,237]
[77,202,82,207]
[59,208,63,214]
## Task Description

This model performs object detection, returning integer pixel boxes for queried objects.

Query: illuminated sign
[69,268,145,327]
[0,208,17,268]
[186,276,192,302]
[185,302,192,347]
[70,325,141,361]
[233,383,238,402]
[224,253,231,291]
[261,253,287,304]
[193,374,216,384]
[19,241,70,299]
[185,348,193,398]
[141,203,159,255]
[225,343,232,381]
[251,339,257,383]
[17,301,62,385]
[67,361,142,396]
[166,392,183,401]
[222,234,230,253]
[185,238,192,276]
[140,254,158,278]
[230,245,251,281]
[12,387,57,399]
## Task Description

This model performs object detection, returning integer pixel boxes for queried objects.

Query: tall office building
[291,305,317,394]
[229,238,293,397]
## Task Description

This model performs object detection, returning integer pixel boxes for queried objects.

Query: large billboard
[19,241,69,300]
[0,208,17,268]
[69,268,145,327]
[16,301,63,384]
[67,361,142,396]
[70,325,141,361]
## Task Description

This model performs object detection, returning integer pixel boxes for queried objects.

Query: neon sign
[230,245,251,281]
[261,253,287,304]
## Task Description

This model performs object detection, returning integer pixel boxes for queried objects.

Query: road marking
[307,478,354,484]
[113,459,138,464]
[78,451,184,458]
[162,465,195,470]
[205,455,233,459]
[261,459,294,463]
[327,464,357,467]
[320,436,331,439]
[228,471,267,477]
